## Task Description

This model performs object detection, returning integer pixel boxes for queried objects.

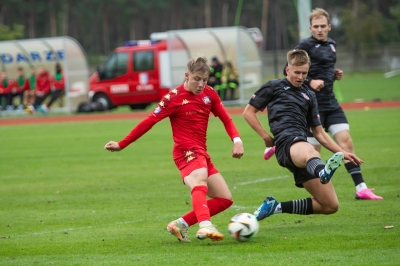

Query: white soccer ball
[228,213,259,242]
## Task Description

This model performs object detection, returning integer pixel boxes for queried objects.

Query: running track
[1,101,400,126]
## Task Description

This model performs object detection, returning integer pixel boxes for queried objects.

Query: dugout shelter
[151,26,263,105]
[0,37,89,112]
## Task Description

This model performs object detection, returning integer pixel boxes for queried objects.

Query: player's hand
[104,141,121,152]
[335,69,343,80]
[343,151,363,165]
[310,79,324,91]
[232,142,244,159]
[263,136,274,148]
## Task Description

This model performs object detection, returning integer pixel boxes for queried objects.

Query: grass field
[335,72,400,103]
[1,108,400,265]
[265,71,400,103]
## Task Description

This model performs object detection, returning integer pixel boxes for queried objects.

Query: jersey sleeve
[118,95,178,149]
[248,81,274,111]
[210,89,240,140]
[307,90,321,127]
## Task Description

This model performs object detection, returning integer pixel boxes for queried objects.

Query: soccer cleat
[319,152,344,184]
[25,105,35,115]
[355,188,383,200]
[38,105,48,115]
[196,223,224,242]
[167,219,190,242]
[263,146,276,160]
[254,196,279,221]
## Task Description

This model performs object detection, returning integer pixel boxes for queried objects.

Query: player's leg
[167,167,208,242]
[167,154,224,242]
[6,92,16,110]
[177,173,233,230]
[46,90,63,109]
[327,108,383,200]
[302,179,338,214]
[255,140,343,220]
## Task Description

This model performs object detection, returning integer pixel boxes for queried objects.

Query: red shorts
[174,149,219,178]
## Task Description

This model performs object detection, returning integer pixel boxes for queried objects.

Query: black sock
[306,157,325,177]
[345,162,364,186]
[281,198,313,215]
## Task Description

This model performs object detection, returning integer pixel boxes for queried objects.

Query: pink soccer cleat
[263,146,276,160]
[355,188,383,200]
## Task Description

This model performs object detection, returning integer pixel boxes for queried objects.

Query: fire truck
[89,39,171,110]
[88,27,263,110]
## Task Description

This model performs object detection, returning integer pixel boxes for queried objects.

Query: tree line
[0,0,399,56]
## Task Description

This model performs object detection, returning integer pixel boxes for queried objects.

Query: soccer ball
[228,213,259,242]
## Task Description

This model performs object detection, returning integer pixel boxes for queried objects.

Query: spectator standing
[221,61,239,100]
[207,57,224,99]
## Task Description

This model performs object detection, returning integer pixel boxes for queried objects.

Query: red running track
[1,101,400,126]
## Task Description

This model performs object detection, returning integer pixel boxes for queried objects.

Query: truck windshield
[134,51,154,71]
[103,52,129,79]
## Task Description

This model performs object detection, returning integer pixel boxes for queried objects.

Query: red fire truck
[89,39,171,110]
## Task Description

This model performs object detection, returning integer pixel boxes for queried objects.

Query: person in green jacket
[221,61,239,101]
[207,57,223,99]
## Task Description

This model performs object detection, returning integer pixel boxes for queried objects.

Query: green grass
[336,72,400,103]
[1,108,400,265]
[266,71,400,104]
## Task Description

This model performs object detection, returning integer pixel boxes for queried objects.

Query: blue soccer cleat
[319,152,344,184]
[254,196,279,221]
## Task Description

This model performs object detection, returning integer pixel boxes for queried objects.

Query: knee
[323,200,339,214]
[216,197,233,209]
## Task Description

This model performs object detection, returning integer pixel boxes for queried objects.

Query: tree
[341,1,400,46]
[0,23,24,40]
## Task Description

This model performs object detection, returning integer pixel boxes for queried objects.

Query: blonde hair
[287,50,311,66]
[309,7,330,25]
[187,55,210,75]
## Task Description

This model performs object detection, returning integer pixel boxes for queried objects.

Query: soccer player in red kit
[104,56,244,242]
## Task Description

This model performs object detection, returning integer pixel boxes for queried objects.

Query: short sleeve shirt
[249,78,321,145]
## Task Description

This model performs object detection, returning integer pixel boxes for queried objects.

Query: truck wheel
[129,104,150,110]
[93,94,112,110]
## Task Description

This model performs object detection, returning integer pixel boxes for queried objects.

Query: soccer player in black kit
[292,8,382,200]
[243,49,363,220]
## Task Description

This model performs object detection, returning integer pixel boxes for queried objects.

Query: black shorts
[276,135,317,188]
[307,107,348,137]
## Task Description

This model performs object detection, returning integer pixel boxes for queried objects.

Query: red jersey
[0,78,15,95]
[52,72,65,90]
[118,84,240,158]
[36,71,52,93]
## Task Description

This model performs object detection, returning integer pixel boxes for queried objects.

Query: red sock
[190,186,210,224]
[182,197,233,226]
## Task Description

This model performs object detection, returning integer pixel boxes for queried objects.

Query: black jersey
[295,36,339,111]
[249,78,321,145]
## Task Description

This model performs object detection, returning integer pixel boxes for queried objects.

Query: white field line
[236,175,290,186]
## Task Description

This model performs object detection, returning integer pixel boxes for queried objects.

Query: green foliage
[341,2,400,45]
[390,0,400,21]
[0,109,400,265]
[0,23,24,41]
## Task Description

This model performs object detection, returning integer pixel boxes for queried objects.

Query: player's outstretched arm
[232,141,244,159]
[242,104,274,147]
[312,126,363,165]
[104,141,121,152]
